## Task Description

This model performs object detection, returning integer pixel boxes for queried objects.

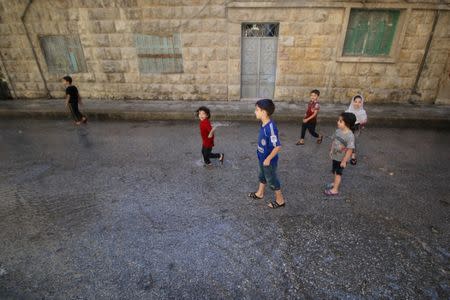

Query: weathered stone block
[339,63,356,75]
[110,34,133,47]
[89,21,116,33]
[106,73,125,83]
[208,61,227,74]
[88,8,120,20]
[102,61,128,73]
[370,65,386,76]
[419,77,440,90]
[279,36,294,47]
[123,8,143,20]
[228,47,240,60]
[215,48,227,60]
[304,48,321,60]
[210,5,225,18]
[228,85,240,99]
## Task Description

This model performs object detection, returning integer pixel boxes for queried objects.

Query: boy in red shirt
[296,89,323,145]
[196,106,224,166]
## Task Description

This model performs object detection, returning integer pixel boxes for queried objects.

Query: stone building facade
[0,0,449,104]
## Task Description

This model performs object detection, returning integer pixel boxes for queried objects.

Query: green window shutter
[343,9,399,57]
[135,33,183,74]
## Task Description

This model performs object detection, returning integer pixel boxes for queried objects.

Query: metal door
[241,23,278,99]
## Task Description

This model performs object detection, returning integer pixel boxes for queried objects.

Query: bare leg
[255,182,266,198]
[330,174,341,193]
[268,190,285,208]
[274,190,284,205]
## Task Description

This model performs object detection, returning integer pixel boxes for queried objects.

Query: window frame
[337,7,410,63]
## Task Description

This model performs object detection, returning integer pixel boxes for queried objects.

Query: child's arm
[263,146,281,166]
[303,110,318,123]
[207,126,216,138]
[65,94,70,106]
[340,148,353,168]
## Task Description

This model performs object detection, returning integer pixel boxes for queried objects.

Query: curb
[0,109,449,129]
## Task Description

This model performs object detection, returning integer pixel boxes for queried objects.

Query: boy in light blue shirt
[247,99,285,209]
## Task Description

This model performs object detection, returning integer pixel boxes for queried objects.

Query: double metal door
[241,37,278,99]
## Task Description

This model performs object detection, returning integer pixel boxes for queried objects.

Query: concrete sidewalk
[0,99,449,128]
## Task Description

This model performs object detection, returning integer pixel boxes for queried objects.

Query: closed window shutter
[135,33,183,74]
[40,35,87,74]
[343,9,399,57]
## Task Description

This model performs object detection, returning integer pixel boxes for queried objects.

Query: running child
[196,106,224,166]
[296,89,323,145]
[62,76,87,125]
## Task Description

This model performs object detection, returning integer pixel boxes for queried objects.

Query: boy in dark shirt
[247,99,285,209]
[62,76,87,125]
[196,106,224,166]
[296,89,323,145]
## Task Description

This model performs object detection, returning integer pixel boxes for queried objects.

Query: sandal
[219,153,225,165]
[295,140,304,145]
[268,201,285,209]
[350,158,357,165]
[325,183,334,190]
[324,189,339,196]
[247,192,263,200]
[317,135,323,144]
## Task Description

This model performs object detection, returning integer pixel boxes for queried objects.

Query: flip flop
[268,201,285,209]
[325,183,334,190]
[350,158,357,165]
[295,140,304,145]
[247,192,263,200]
[317,135,323,144]
[324,189,339,196]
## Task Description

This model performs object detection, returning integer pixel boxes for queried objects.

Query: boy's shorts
[258,163,281,190]
[332,160,344,176]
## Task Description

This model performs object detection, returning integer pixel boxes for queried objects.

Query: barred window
[40,35,87,74]
[135,34,183,74]
[242,23,279,37]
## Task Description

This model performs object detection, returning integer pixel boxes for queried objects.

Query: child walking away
[247,99,285,209]
[296,89,323,145]
[346,94,367,165]
[196,106,224,166]
[324,112,356,196]
[62,76,87,125]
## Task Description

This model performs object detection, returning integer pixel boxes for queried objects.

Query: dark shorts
[332,160,344,176]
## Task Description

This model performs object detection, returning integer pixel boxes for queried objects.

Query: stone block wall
[0,0,448,103]
[0,0,228,100]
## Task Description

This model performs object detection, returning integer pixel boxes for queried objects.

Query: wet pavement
[0,119,449,299]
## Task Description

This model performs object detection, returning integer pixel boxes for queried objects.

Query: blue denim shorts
[258,163,281,190]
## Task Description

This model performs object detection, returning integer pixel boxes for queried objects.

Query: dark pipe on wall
[412,9,440,97]
[21,0,52,98]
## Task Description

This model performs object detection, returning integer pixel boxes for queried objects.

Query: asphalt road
[0,119,449,299]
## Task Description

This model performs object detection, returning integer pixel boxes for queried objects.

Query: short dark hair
[340,112,356,130]
[353,95,362,101]
[196,106,211,118]
[255,99,275,116]
[311,89,320,96]
[62,76,72,84]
